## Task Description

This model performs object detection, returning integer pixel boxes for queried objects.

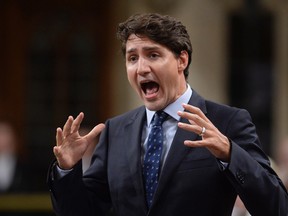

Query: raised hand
[177,103,231,162]
[53,112,105,170]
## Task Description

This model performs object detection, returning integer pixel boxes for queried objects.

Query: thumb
[84,123,105,144]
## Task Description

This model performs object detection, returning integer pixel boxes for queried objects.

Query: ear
[177,50,189,73]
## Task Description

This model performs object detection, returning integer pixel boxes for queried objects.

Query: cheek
[126,69,138,88]
[161,66,178,86]
[126,66,134,80]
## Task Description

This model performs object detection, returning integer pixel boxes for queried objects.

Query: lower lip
[144,91,158,100]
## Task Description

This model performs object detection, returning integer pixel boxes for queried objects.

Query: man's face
[125,34,188,111]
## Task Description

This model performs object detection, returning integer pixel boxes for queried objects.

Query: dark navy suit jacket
[48,90,288,216]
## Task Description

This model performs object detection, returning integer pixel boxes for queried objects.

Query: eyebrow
[126,46,161,54]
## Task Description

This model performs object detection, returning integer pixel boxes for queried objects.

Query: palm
[53,113,105,170]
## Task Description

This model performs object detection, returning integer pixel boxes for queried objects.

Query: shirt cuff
[55,165,73,179]
[218,160,229,171]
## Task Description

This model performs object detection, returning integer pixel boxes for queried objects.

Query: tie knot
[152,111,168,127]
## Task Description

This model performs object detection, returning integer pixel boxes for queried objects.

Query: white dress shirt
[57,85,192,176]
[142,85,192,167]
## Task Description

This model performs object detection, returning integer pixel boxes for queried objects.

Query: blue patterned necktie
[143,111,168,208]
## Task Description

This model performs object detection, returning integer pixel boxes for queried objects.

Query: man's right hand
[53,112,105,170]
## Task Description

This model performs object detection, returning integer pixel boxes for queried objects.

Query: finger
[84,123,105,144]
[183,140,206,147]
[71,112,84,134]
[63,116,74,137]
[178,122,204,136]
[178,110,206,128]
[56,127,64,146]
[184,139,230,161]
[53,146,59,156]
[53,146,66,169]
[182,103,211,123]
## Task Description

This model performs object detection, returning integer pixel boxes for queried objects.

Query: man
[0,120,30,193]
[48,13,288,216]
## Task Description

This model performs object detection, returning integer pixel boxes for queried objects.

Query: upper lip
[139,79,155,89]
[139,78,155,84]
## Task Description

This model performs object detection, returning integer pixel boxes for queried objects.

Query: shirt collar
[146,84,193,126]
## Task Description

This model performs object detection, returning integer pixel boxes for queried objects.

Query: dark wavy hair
[117,13,192,79]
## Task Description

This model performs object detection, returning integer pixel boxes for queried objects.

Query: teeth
[141,81,159,95]
[146,87,158,95]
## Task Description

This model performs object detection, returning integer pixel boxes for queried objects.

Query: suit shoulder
[106,106,145,124]
[203,100,253,135]
[205,100,251,122]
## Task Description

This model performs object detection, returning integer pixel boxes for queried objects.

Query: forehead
[126,34,164,53]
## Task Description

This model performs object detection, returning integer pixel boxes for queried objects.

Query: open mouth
[141,81,159,96]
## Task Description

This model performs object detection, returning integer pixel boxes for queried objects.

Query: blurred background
[0,0,287,215]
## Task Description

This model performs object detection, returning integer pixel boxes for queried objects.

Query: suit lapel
[122,107,147,212]
[121,91,208,211]
[152,90,207,206]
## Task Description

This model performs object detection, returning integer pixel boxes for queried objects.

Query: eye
[149,53,159,59]
[127,55,138,63]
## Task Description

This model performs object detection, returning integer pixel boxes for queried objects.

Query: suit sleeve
[47,121,112,216]
[223,109,288,216]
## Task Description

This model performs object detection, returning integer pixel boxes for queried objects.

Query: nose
[137,57,150,76]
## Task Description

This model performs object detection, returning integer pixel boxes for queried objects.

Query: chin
[144,101,166,111]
